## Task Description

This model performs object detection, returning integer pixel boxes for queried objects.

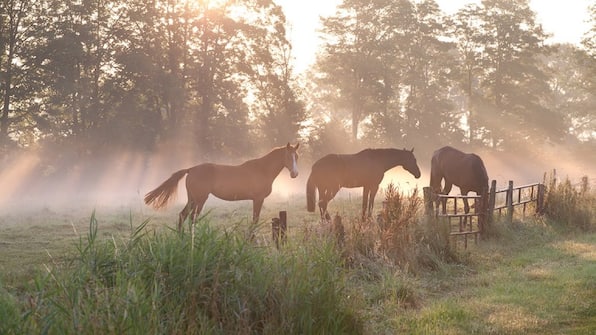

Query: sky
[275,0,593,73]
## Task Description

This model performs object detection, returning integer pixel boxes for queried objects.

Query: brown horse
[430,146,489,214]
[144,143,300,230]
[306,148,421,220]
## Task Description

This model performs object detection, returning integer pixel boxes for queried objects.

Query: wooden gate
[423,180,545,249]
[423,187,485,249]
[488,180,545,224]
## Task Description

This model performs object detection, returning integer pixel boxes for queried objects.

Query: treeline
[1,0,594,162]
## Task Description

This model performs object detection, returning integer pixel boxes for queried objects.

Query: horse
[144,143,300,230]
[306,148,421,221]
[430,146,489,215]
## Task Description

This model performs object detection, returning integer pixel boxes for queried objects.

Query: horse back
[311,152,383,188]
[433,146,488,193]
[186,162,272,200]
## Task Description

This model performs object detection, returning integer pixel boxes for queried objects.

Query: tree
[0,0,34,150]
[474,0,561,147]
[546,44,595,142]
[317,0,394,141]
[316,0,459,148]
[108,0,192,150]
[398,0,460,146]
[23,0,128,154]
[452,3,485,144]
[249,3,305,146]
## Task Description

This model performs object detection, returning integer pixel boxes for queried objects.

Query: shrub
[342,184,456,274]
[6,213,362,335]
[544,172,595,231]
[0,285,20,335]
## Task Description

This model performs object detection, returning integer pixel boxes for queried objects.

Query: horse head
[403,148,421,179]
[284,142,300,178]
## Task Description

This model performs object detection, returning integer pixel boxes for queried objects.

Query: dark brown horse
[306,148,421,220]
[430,146,489,214]
[144,143,300,230]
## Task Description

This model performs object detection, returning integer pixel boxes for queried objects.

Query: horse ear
[286,142,291,149]
[294,143,300,150]
[410,147,414,153]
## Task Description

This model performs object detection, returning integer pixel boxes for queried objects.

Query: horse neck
[252,147,285,179]
[379,149,407,171]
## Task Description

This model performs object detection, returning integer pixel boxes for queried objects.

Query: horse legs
[361,187,370,220]
[461,189,472,228]
[438,181,453,214]
[319,186,339,222]
[319,188,331,221]
[367,185,379,219]
[244,198,265,241]
[178,195,207,231]
[252,198,264,224]
[361,185,379,220]
[178,202,194,231]
[442,182,453,195]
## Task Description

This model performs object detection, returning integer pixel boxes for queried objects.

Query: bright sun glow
[274,0,592,73]
[0,0,592,213]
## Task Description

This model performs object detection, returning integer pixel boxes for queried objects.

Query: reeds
[2,212,362,335]
[544,171,595,231]
[341,184,455,275]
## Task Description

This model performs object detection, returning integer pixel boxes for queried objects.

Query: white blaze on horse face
[290,152,299,178]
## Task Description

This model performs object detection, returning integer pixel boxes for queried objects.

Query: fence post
[536,183,545,214]
[506,180,514,224]
[488,180,497,225]
[332,214,345,247]
[279,211,287,246]
[272,217,279,249]
[272,211,287,249]
[423,187,435,218]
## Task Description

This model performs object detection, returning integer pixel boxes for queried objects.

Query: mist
[1,136,593,216]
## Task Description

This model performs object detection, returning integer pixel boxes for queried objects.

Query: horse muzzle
[290,171,299,178]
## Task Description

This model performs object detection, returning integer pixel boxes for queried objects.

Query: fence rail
[489,180,545,223]
[423,179,545,249]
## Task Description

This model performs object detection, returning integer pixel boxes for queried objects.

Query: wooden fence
[269,181,546,248]
[271,211,287,249]
[488,180,545,223]
[423,188,485,249]
[423,180,545,249]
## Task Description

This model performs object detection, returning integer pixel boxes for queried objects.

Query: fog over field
[1,140,593,215]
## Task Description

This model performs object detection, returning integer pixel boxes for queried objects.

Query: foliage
[0,284,20,334]
[1,0,303,157]
[377,184,421,263]
[342,185,455,275]
[1,195,595,334]
[546,44,596,141]
[1,0,594,160]
[1,213,361,334]
[544,172,595,231]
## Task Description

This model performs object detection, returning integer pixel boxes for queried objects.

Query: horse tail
[144,169,189,210]
[306,173,316,212]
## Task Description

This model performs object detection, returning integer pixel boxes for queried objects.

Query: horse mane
[242,145,285,167]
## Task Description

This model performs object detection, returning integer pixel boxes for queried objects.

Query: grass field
[0,185,594,334]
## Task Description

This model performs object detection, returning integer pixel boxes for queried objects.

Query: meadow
[0,178,594,334]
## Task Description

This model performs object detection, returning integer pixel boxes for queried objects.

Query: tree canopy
[1,0,594,163]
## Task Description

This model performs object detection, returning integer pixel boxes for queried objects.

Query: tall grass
[1,183,594,334]
[341,184,456,275]
[2,213,362,335]
[544,172,595,231]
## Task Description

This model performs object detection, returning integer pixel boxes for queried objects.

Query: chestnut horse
[145,143,299,230]
[306,148,421,220]
[430,146,489,214]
